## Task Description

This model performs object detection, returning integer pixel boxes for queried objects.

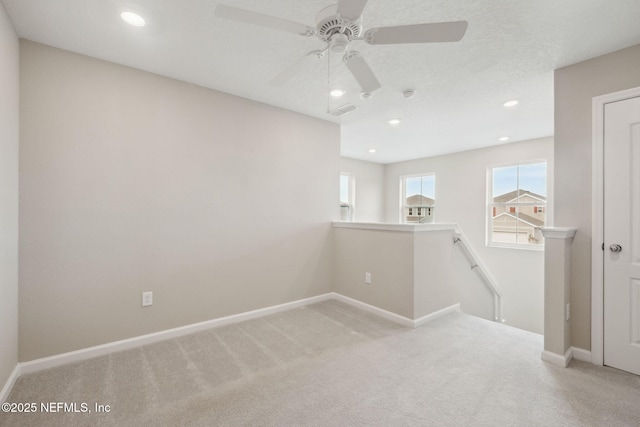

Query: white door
[604,95,640,375]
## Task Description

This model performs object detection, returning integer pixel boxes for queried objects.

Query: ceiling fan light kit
[329,33,350,54]
[214,1,467,113]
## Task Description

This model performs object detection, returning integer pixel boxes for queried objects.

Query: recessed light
[368,149,377,153]
[388,118,401,126]
[330,89,345,97]
[498,136,510,142]
[503,99,519,108]
[121,11,146,27]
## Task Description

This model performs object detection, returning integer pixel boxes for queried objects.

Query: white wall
[340,157,385,223]
[0,2,19,394]
[383,137,553,334]
[19,41,340,361]
[554,43,640,350]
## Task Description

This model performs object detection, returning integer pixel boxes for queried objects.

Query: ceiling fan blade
[343,51,381,93]
[364,21,468,45]
[269,50,325,86]
[214,4,315,36]
[337,0,369,20]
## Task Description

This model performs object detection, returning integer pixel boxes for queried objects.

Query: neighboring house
[491,190,546,244]
[405,194,435,223]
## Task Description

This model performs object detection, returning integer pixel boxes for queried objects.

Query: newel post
[540,227,577,367]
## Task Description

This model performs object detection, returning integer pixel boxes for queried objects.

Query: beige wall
[384,137,553,334]
[19,41,340,361]
[413,230,457,318]
[340,157,385,223]
[554,43,640,350]
[0,3,19,392]
[334,227,414,317]
[333,225,458,320]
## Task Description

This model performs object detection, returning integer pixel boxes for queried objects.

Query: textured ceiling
[3,0,640,163]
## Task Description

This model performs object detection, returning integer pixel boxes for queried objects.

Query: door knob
[609,244,622,253]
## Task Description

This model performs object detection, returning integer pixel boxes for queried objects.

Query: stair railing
[452,228,504,323]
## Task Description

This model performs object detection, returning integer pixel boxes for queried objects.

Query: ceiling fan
[214,0,467,95]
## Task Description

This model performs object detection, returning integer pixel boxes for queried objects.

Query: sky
[405,175,436,199]
[492,162,547,197]
[340,174,350,203]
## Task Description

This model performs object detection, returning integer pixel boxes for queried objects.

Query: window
[340,173,354,221]
[488,161,547,248]
[401,173,435,223]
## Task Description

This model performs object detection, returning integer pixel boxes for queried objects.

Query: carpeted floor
[1,300,639,426]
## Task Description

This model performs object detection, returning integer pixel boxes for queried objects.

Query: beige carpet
[2,300,640,426]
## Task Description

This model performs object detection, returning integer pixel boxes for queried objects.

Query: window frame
[486,160,548,250]
[400,172,436,224]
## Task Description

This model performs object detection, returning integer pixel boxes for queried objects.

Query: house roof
[493,212,545,228]
[406,195,435,207]
[493,189,546,203]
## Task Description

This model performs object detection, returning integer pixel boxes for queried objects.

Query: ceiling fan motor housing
[315,4,362,42]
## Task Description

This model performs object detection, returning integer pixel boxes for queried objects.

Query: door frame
[591,86,640,366]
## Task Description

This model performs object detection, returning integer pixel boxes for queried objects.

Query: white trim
[591,86,640,367]
[332,221,459,233]
[0,365,20,403]
[540,227,577,240]
[332,293,460,329]
[571,347,592,363]
[540,347,591,369]
[413,303,461,327]
[331,293,415,327]
[20,293,333,375]
[541,348,572,368]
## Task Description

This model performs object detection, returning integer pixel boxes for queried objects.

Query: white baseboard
[330,293,415,327]
[570,347,592,363]
[541,348,573,368]
[20,293,333,375]
[541,346,592,369]
[331,293,460,329]
[414,304,461,327]
[9,293,463,398]
[1,364,20,403]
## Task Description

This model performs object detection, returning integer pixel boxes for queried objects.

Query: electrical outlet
[365,272,371,284]
[142,291,153,307]
[565,303,570,321]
